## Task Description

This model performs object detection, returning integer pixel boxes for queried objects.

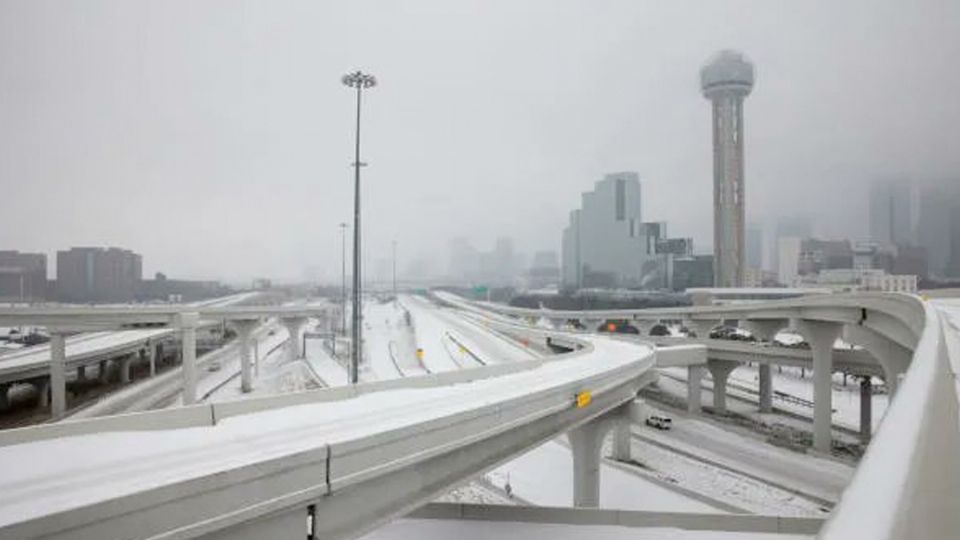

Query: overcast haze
[1,0,958,283]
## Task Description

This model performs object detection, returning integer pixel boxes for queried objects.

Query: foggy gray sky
[2,0,959,283]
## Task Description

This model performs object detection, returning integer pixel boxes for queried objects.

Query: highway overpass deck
[0,332,657,539]
[0,328,175,384]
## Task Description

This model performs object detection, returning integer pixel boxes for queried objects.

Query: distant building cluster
[56,247,142,303]
[768,178,960,293]
[560,172,693,291]
[0,251,47,302]
[447,237,523,287]
[0,246,230,304]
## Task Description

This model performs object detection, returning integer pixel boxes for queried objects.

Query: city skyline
[1,1,959,283]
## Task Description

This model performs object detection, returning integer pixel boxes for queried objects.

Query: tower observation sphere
[701,50,755,288]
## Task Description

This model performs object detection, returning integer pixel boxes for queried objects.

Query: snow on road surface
[0,336,654,527]
[0,329,175,373]
[303,337,349,387]
[635,396,853,503]
[619,432,829,516]
[401,296,460,372]
[364,300,423,378]
[431,307,538,365]
[487,441,724,513]
[359,519,812,540]
[203,325,318,402]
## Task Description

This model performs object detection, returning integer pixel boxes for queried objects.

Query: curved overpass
[0,330,657,539]
[446,291,960,540]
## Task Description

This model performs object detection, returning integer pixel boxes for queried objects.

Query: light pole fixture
[342,70,376,385]
[339,222,348,337]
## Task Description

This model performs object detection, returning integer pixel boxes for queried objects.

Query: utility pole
[341,70,376,384]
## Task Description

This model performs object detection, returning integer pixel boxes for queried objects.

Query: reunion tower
[701,50,755,288]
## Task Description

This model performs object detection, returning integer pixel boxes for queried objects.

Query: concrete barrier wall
[213,359,546,420]
[410,503,824,535]
[0,405,214,447]
[0,352,550,447]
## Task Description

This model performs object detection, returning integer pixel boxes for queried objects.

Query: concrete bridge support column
[119,353,134,384]
[282,317,308,361]
[568,420,605,507]
[842,324,911,401]
[740,319,788,343]
[0,384,9,410]
[178,313,200,405]
[687,319,720,339]
[232,319,258,393]
[860,377,872,444]
[37,380,50,409]
[568,400,643,507]
[76,364,86,381]
[49,332,67,420]
[707,359,738,414]
[98,360,110,383]
[687,365,704,413]
[758,364,773,413]
[150,342,160,376]
[633,321,652,337]
[796,319,842,453]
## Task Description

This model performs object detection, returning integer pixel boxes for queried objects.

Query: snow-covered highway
[0,306,661,539]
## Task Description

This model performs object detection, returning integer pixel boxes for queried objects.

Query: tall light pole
[339,222,348,336]
[392,240,398,300]
[342,70,376,385]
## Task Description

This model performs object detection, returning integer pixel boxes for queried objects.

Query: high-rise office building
[916,180,960,279]
[0,251,47,302]
[869,179,914,247]
[772,215,812,275]
[561,172,686,290]
[562,172,644,289]
[56,247,142,303]
[701,50,755,288]
[745,223,764,270]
